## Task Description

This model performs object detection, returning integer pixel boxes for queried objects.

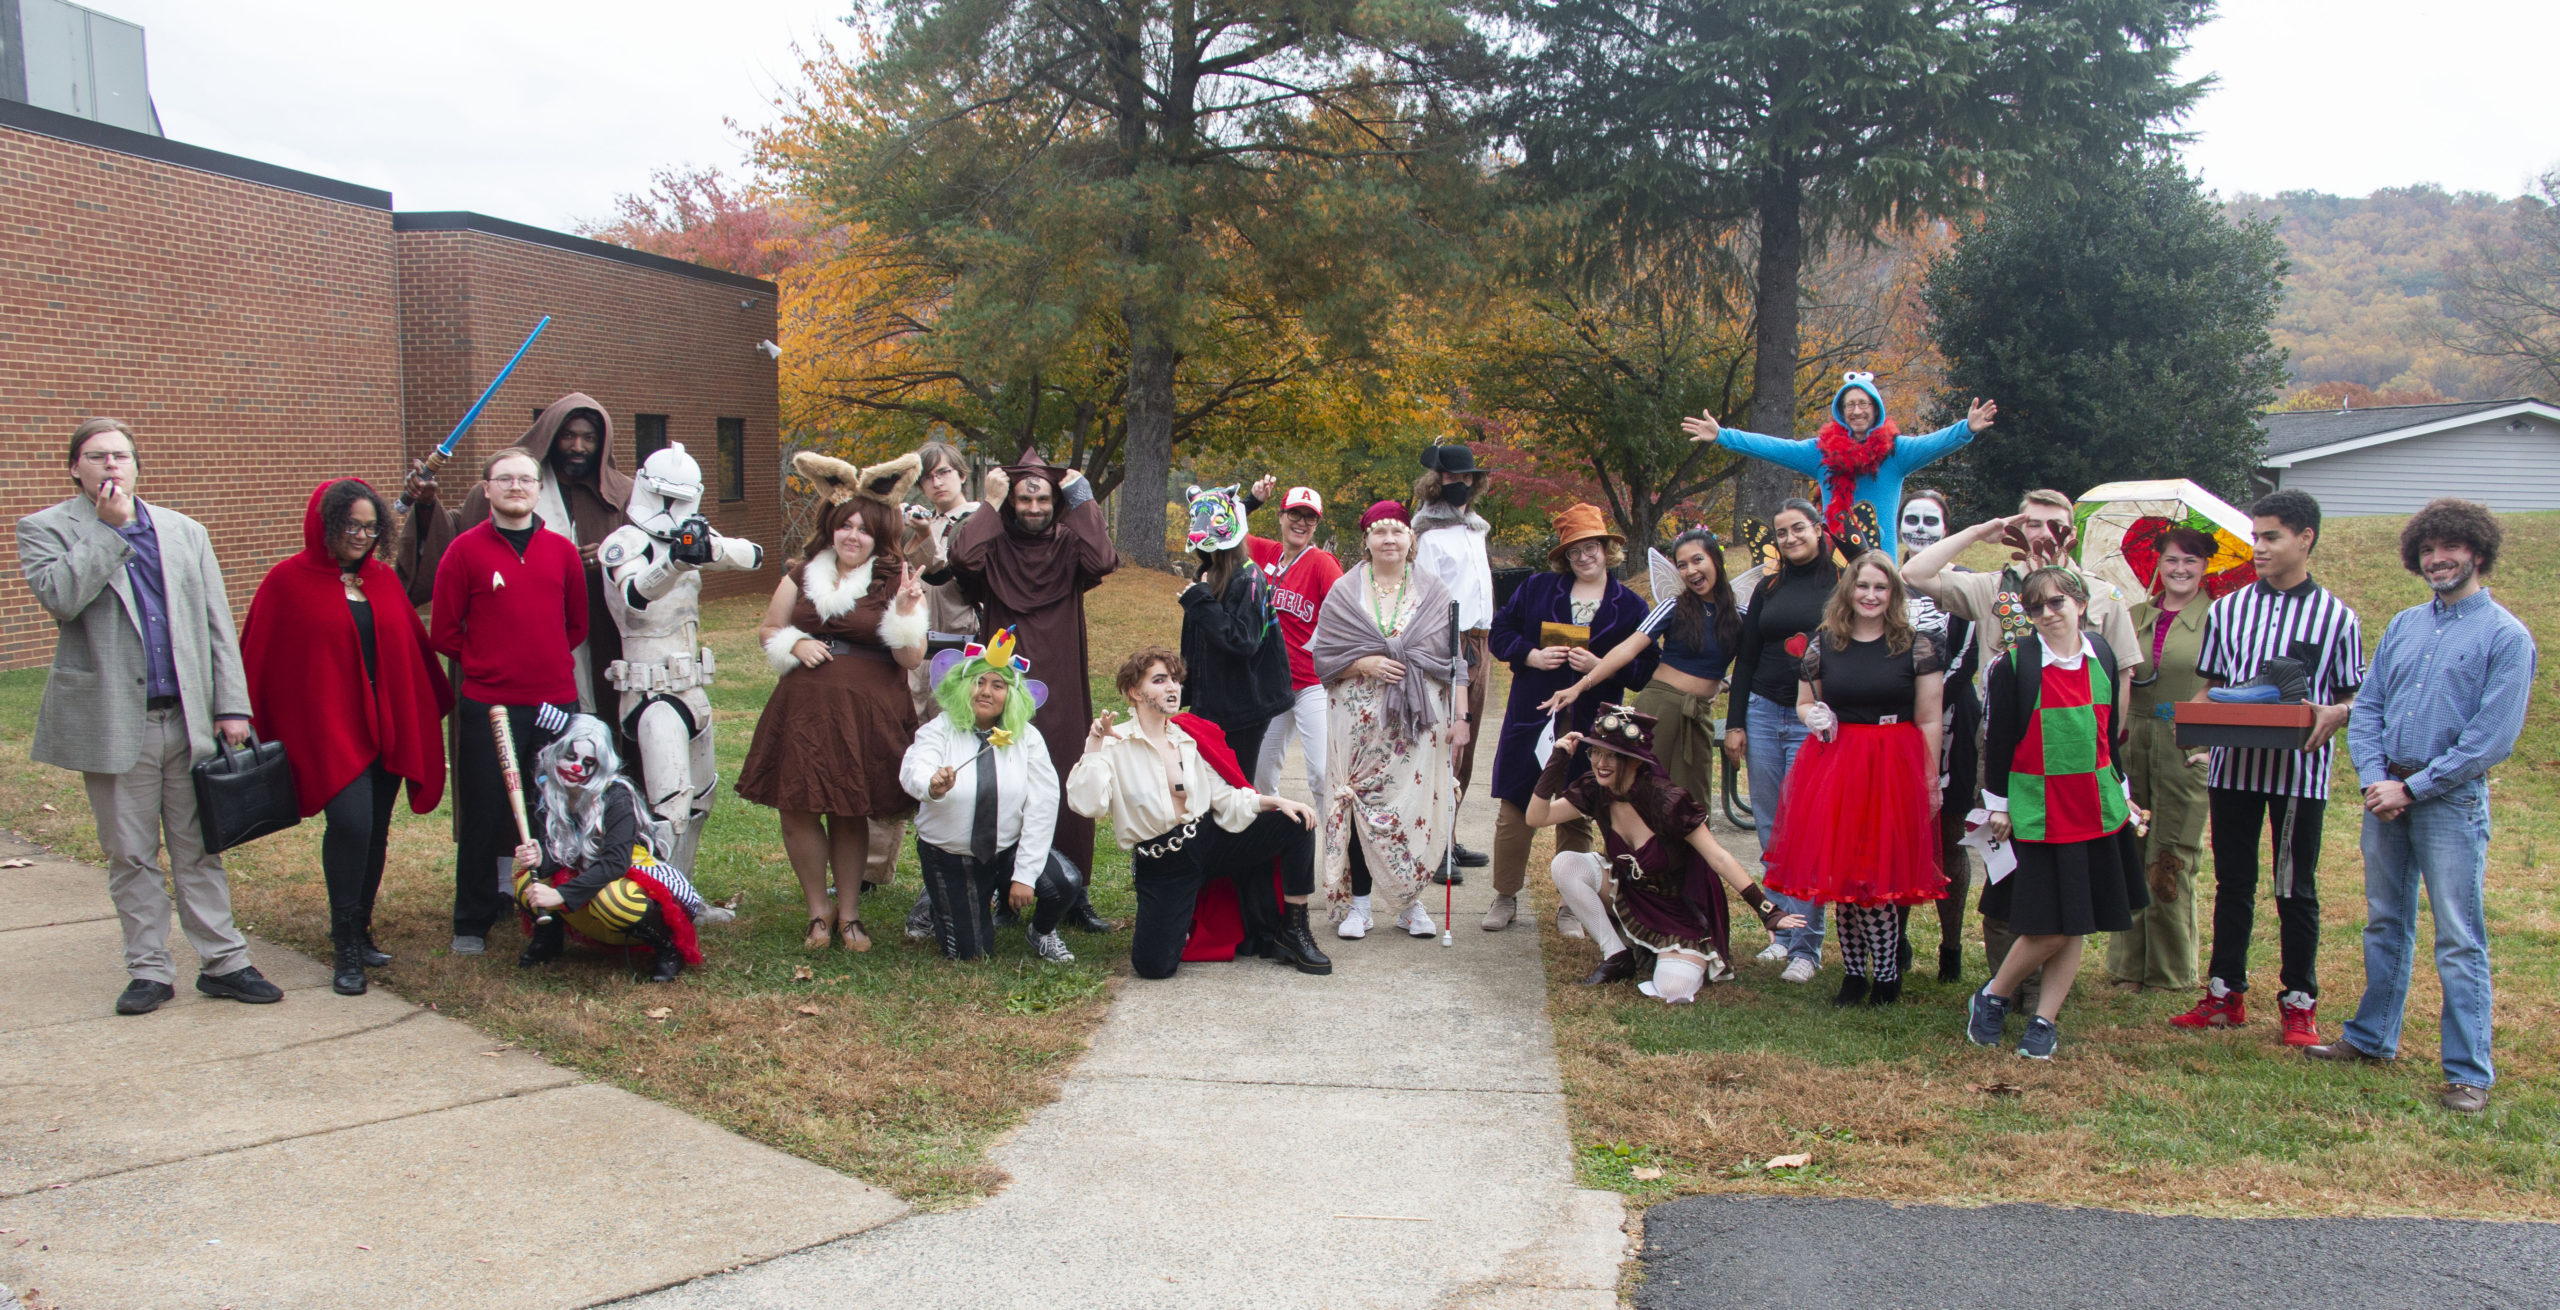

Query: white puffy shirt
[1412,519,1494,632]
[1065,718,1263,848]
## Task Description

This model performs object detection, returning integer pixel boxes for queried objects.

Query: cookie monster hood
[1830,372,1888,431]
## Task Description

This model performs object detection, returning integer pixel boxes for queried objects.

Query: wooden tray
[2173,700,2318,751]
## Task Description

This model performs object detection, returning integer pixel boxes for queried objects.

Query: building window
[716,417,746,502]
[635,414,669,463]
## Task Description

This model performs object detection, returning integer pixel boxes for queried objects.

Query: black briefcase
[192,734,302,854]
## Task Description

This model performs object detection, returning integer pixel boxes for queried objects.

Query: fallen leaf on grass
[1969,1082,2024,1096]
[644,1006,673,1021]
[792,964,814,982]
[0,858,33,868]
[716,893,743,910]
[356,1244,371,1250]
[39,804,57,812]
[1766,1153,1812,1170]
[795,1004,822,1016]
[1630,1166,1664,1181]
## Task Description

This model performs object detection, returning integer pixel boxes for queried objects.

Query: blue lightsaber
[396,314,553,511]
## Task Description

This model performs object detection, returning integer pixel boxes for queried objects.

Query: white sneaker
[1398,901,1438,938]
[1557,903,1586,939]
[1337,905,1372,940]
[1756,940,1790,963]
[1780,957,1818,984]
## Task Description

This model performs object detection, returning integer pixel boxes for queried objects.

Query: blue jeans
[2341,778,2495,1089]
[1745,693,1824,962]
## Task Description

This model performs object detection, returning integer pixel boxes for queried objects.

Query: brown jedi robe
[946,451,1118,871]
[394,393,633,708]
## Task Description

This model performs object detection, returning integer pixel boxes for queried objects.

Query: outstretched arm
[1539,629,1658,714]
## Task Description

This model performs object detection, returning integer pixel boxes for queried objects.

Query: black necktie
[970,729,999,862]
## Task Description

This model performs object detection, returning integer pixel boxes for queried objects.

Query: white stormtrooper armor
[600,443,764,875]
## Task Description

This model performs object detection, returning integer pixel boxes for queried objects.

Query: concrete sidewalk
[0,837,904,1310]
[626,756,1632,1309]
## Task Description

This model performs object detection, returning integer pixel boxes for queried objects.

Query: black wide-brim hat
[1420,442,1492,477]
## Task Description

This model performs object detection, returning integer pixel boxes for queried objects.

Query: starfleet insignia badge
[492,571,507,589]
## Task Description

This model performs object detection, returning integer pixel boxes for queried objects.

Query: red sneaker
[2278,993,2321,1048]
[2170,990,2247,1029]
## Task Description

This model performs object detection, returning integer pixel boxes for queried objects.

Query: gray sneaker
[1966,984,2011,1047]
[904,892,934,942]
[450,934,486,956]
[1027,924,1075,963]
[2017,1015,2059,1060]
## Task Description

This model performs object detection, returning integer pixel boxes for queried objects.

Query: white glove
[1802,701,1839,742]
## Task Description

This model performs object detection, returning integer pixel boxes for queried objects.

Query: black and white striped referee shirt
[2196,574,2366,799]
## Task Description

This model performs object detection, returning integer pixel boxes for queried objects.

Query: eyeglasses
[2023,596,2075,617]
[338,523,382,539]
[489,475,541,489]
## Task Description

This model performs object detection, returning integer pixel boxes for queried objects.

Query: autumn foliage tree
[578,164,807,279]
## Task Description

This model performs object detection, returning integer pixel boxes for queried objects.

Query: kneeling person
[513,715,707,983]
[1068,647,1332,979]
[903,628,1084,962]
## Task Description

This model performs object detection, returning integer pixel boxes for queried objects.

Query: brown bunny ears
[794,449,922,506]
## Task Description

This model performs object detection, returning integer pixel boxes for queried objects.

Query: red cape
[242,481,454,816]
[1176,713,1285,962]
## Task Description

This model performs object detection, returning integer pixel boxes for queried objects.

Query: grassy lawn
[1558,511,2560,1220]
[0,564,1193,1210]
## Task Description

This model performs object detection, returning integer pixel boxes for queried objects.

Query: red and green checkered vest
[2005,655,2129,843]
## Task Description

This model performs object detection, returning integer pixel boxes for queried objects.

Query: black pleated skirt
[1979,825,2149,937]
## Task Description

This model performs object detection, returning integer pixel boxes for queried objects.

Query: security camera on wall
[756,339,782,361]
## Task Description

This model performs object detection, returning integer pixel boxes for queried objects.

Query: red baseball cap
[1280,487,1324,515]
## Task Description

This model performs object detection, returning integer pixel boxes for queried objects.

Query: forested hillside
[2231,186,2540,401]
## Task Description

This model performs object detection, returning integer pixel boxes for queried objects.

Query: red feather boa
[1813,420,1899,538]
[520,867,704,966]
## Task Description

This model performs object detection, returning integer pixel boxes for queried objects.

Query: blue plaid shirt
[2347,588,2537,801]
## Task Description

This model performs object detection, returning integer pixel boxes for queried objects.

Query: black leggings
[917,842,1079,961]
[322,762,399,940]
[454,696,549,935]
[1349,837,1372,896]
[1129,810,1313,979]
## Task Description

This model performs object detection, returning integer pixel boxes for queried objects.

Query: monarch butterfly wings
[1837,501,1883,560]
[1738,518,1778,574]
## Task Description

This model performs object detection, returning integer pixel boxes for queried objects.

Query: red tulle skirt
[1765,722,1947,907]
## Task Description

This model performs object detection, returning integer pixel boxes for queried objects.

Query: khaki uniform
[2107,596,2212,988]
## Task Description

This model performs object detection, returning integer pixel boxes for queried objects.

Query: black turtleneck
[1731,552,1843,721]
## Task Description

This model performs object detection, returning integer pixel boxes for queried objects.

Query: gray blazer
[16,495,250,774]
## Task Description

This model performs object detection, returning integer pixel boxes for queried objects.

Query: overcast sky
[103,0,2560,234]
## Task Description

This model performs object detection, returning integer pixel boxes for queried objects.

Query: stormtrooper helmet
[1899,491,1949,554]
[630,444,706,539]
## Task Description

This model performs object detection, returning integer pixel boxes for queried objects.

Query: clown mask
[553,740,604,789]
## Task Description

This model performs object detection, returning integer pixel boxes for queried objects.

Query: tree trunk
[1120,327,1175,569]
[1739,175,1805,535]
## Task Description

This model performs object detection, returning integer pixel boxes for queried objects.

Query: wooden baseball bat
[489,706,547,923]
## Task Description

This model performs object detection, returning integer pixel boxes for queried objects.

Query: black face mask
[1438,481,1473,507]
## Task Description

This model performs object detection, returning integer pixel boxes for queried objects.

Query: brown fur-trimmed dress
[736,550,921,817]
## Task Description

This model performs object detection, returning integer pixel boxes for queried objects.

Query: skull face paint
[1899,494,1948,555]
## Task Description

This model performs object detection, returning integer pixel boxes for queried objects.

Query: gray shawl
[1309,562,1469,739]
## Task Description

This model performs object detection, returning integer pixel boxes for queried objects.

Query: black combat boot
[332,926,368,996]
[1833,973,1870,1008]
[516,919,565,968]
[1578,950,1636,987]
[1266,902,1333,975]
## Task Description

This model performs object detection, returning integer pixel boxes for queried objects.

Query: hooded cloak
[945,448,1118,870]
[242,481,455,816]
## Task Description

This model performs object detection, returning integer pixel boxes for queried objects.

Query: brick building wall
[392,215,782,602]
[0,101,785,672]
[0,108,406,670]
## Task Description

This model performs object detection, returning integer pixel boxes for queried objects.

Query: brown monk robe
[394,393,633,714]
[946,447,1118,873]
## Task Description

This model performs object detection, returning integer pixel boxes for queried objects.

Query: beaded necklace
[1369,566,1410,636]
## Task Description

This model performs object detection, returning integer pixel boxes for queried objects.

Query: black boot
[1869,976,1903,1006]
[1067,894,1117,934]
[516,920,564,968]
[1833,973,1870,1008]
[331,928,368,996]
[359,926,393,968]
[1267,903,1333,975]
[1452,839,1489,869]
[1937,941,1963,984]
[1578,950,1636,987]
[648,943,684,984]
